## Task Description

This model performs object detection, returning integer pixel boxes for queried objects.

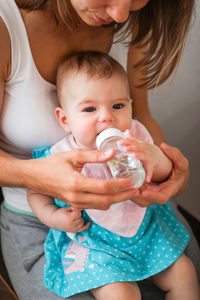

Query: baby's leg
[150,254,199,300]
[91,282,141,300]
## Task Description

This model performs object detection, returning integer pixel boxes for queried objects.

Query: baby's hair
[56,51,128,106]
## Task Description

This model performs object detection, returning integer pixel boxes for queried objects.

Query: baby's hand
[52,206,90,232]
[118,130,161,183]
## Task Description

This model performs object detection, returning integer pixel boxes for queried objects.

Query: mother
[0,1,198,299]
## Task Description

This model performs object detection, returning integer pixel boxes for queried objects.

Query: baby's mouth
[97,127,114,136]
[97,130,105,137]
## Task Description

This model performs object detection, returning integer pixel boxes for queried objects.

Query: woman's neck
[18,6,114,85]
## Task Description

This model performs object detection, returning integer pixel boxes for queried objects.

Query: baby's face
[60,71,133,149]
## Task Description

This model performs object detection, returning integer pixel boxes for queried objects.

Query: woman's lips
[93,13,113,25]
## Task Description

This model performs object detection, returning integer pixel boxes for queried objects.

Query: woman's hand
[130,143,189,207]
[25,148,137,210]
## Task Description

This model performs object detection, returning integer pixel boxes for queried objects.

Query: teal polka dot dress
[33,147,190,298]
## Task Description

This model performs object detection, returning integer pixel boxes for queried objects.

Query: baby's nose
[98,109,113,122]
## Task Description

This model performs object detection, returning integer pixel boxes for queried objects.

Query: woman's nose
[105,1,134,23]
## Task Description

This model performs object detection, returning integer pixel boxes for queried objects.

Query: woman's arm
[127,44,189,206]
[0,143,138,210]
[0,20,137,210]
[0,18,27,188]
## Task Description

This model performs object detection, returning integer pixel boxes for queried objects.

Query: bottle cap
[96,128,125,149]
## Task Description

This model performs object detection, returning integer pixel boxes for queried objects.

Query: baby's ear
[55,107,71,133]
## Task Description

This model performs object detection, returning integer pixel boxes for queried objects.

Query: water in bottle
[96,128,146,188]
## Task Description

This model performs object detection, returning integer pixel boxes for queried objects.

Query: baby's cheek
[78,129,95,148]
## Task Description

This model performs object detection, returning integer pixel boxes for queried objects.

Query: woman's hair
[15,0,195,88]
[56,51,128,106]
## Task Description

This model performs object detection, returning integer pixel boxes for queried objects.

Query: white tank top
[0,0,130,214]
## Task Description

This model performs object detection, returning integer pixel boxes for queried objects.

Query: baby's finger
[118,138,138,148]
[77,221,91,232]
[73,217,84,226]
[70,208,82,219]
[124,129,135,139]
[118,140,143,153]
[124,147,144,159]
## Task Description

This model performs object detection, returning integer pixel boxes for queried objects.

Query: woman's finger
[72,173,134,194]
[65,188,138,210]
[67,148,116,168]
[136,179,179,206]
[145,164,154,183]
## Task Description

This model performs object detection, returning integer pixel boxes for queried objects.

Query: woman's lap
[0,204,94,300]
[0,200,199,300]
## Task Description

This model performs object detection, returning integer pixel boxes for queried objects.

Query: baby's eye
[83,107,96,112]
[113,103,124,109]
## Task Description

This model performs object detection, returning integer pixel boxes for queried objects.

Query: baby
[28,51,199,300]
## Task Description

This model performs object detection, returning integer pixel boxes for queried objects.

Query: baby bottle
[96,128,146,188]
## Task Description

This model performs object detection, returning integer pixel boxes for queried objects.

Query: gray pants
[1,201,199,300]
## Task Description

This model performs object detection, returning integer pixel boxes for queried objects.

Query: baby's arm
[27,189,90,232]
[118,130,173,183]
